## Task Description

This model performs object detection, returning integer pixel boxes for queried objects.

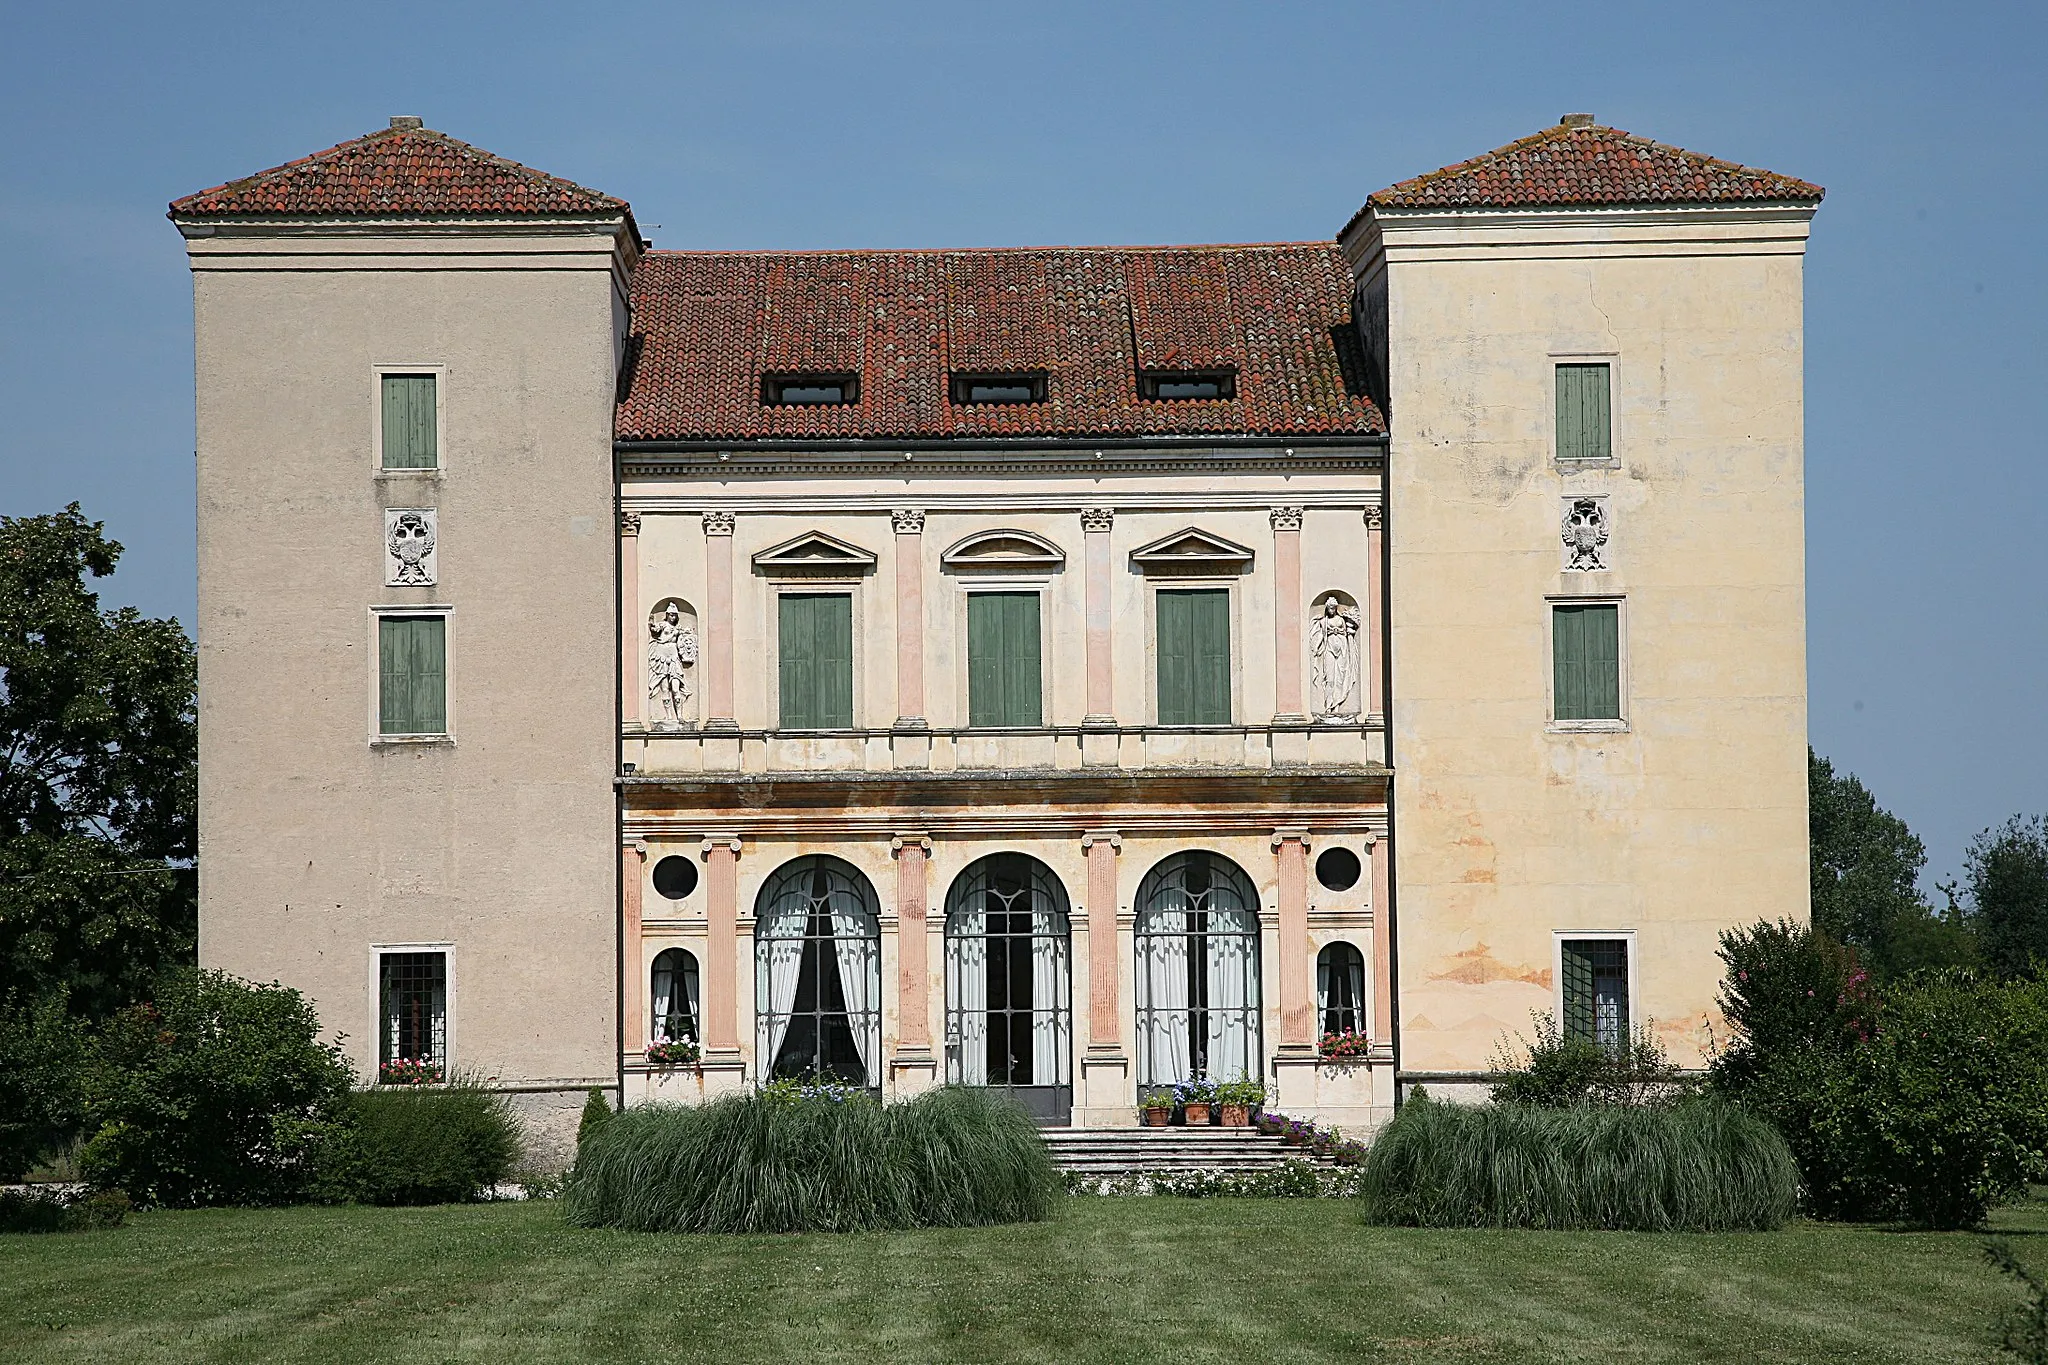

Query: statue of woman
[647,604,697,726]
[1308,596,1362,719]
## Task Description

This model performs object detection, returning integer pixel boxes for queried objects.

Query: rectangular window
[949,372,1046,405]
[1555,362,1611,462]
[1552,602,1620,722]
[778,592,854,729]
[378,616,447,735]
[762,373,859,406]
[1561,939,1629,1050]
[1139,370,1236,401]
[967,592,1042,727]
[380,951,447,1069]
[1155,588,1231,725]
[380,374,438,469]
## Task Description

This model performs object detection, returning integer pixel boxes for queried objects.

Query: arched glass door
[754,856,883,1088]
[944,853,1073,1123]
[1134,851,1262,1087]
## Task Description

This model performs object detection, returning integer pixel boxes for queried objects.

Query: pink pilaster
[1274,829,1313,1049]
[702,835,741,1054]
[621,843,645,1050]
[1081,508,1115,724]
[892,835,932,1051]
[1370,831,1393,1046]
[702,511,736,729]
[892,510,926,728]
[1365,505,1385,719]
[619,511,641,726]
[1271,507,1305,721]
[1082,831,1122,1051]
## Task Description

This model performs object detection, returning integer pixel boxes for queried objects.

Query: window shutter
[381,375,437,469]
[818,593,853,728]
[1553,603,1619,721]
[780,594,852,729]
[969,592,1041,727]
[968,594,1001,726]
[1191,589,1231,724]
[378,616,445,734]
[779,595,816,729]
[1556,363,1610,462]
[1156,590,1192,725]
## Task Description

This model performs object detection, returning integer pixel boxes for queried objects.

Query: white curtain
[1031,917,1064,1084]
[652,955,674,1043]
[1205,906,1255,1081]
[952,907,988,1085]
[1141,908,1192,1084]
[1314,949,1331,1036]
[759,896,809,1072]
[831,903,878,1080]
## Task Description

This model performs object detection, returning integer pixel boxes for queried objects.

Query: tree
[1809,749,1972,976]
[1969,816,2048,979]
[0,504,196,1017]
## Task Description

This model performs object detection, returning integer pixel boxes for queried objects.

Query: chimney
[390,116,424,130]
[1560,113,1595,128]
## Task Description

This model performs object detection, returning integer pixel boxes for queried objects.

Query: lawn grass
[2,1195,2043,1364]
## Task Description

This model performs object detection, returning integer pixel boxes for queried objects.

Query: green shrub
[1358,1097,1798,1232]
[1490,1010,1686,1107]
[77,969,353,1207]
[0,1187,128,1234]
[0,992,88,1181]
[1985,1239,2048,1364]
[577,1087,614,1146]
[1712,918,1872,1091]
[324,1080,522,1206]
[565,1085,1058,1234]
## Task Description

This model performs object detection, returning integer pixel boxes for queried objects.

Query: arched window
[944,854,1073,1121]
[754,856,882,1087]
[650,948,700,1044]
[1316,942,1366,1039]
[1134,852,1262,1086]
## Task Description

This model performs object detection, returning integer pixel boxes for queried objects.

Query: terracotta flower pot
[1144,1107,1171,1127]
[1220,1104,1251,1128]
[1182,1102,1211,1126]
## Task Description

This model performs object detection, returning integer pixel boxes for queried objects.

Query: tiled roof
[169,121,634,226]
[1358,119,1823,221]
[616,244,1383,443]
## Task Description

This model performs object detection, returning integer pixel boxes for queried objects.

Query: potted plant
[1177,1078,1217,1126]
[1215,1079,1266,1127]
[1139,1088,1175,1127]
[1255,1110,1287,1136]
[645,1037,700,1067]
[1283,1119,1313,1147]
[378,1057,443,1086]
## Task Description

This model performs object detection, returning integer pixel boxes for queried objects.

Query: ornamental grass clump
[565,1084,1057,1234]
[1358,1095,1797,1232]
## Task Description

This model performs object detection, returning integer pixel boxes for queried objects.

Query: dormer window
[1140,370,1236,401]
[763,373,858,406]
[950,373,1046,405]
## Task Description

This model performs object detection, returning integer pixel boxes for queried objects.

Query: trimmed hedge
[321,1081,522,1205]
[566,1085,1058,1234]
[1359,1096,1798,1232]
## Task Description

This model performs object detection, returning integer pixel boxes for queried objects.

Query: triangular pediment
[1128,527,1256,576]
[939,529,1067,575]
[751,530,878,576]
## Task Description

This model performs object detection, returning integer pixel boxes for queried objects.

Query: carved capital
[1269,506,1304,532]
[1080,829,1123,853]
[702,510,736,536]
[699,833,743,859]
[619,510,642,536]
[1271,827,1313,850]
[1079,507,1115,533]
[891,509,926,535]
[1363,504,1384,531]
[890,833,934,857]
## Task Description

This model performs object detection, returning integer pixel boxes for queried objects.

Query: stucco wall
[1353,206,1816,1073]
[186,226,628,1088]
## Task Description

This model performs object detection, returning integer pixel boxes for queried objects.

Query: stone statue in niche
[646,602,698,727]
[1562,498,1610,571]
[384,509,436,586]
[1309,595,1362,720]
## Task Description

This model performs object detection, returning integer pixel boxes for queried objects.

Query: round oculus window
[1315,847,1362,893]
[652,855,699,901]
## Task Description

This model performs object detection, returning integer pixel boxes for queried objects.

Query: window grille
[380,951,447,1065]
[650,947,700,1043]
[944,854,1072,1123]
[1562,939,1630,1050]
[1316,942,1367,1037]
[1134,852,1262,1087]
[754,856,882,1089]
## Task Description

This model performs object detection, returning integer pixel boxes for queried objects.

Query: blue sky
[0,0,2041,892]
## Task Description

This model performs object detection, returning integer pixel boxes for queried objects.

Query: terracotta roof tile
[1357,119,1822,224]
[616,244,1384,443]
[169,122,633,226]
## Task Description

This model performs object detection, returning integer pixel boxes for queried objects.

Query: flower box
[645,1039,701,1067]
[378,1057,443,1086]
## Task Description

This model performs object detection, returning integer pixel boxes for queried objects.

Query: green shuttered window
[968,592,1042,727]
[378,616,447,735]
[1561,939,1630,1050]
[1156,588,1231,726]
[1552,603,1620,721]
[381,374,438,469]
[1555,363,1611,463]
[778,593,853,730]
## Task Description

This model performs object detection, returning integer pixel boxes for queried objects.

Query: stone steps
[1040,1125,1334,1175]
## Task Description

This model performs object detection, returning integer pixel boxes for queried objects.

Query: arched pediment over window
[750,530,879,577]
[1128,528,1256,576]
[939,529,1067,575]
